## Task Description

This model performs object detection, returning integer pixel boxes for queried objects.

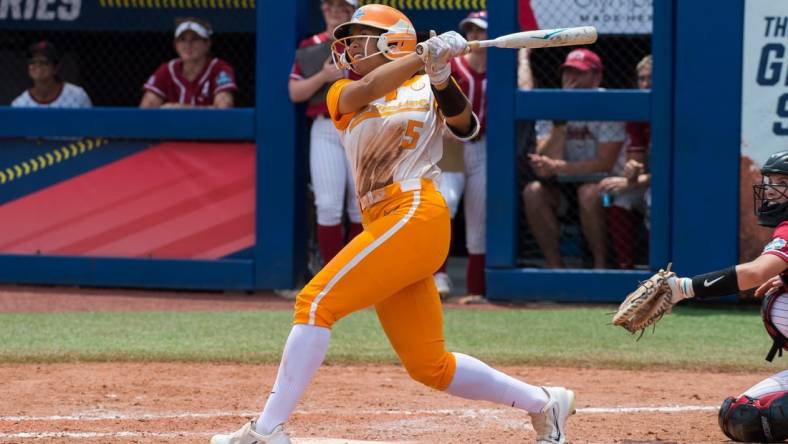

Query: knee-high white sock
[445,352,549,413]
[256,324,331,434]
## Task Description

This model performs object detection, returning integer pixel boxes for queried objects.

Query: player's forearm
[289,75,327,103]
[537,129,565,159]
[356,53,424,100]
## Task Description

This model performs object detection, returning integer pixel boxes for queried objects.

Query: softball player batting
[211,4,575,444]
[437,10,489,299]
[290,0,363,264]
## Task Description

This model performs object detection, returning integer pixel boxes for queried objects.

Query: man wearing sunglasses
[11,41,92,108]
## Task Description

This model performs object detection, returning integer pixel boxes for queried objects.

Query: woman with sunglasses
[11,41,92,108]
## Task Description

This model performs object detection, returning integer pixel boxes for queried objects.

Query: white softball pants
[310,116,361,225]
[464,137,486,255]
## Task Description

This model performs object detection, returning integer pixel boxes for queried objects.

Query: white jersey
[11,82,92,108]
[327,75,445,199]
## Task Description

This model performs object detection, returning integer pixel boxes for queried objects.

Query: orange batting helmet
[331,4,417,72]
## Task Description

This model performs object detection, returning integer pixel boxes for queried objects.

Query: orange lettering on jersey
[401,120,424,150]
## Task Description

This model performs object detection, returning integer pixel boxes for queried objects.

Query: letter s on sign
[58,0,80,21]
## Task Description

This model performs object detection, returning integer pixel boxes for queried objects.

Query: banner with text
[739,0,788,262]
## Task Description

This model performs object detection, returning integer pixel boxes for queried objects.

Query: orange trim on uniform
[347,104,429,133]
[327,78,356,130]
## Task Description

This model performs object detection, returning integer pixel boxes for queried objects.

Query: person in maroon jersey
[599,54,652,268]
[140,17,237,109]
[646,151,788,442]
[289,0,362,270]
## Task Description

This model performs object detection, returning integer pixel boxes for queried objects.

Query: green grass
[0,306,776,371]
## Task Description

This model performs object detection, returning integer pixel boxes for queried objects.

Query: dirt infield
[0,286,769,443]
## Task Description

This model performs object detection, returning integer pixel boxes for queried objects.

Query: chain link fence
[518,0,653,269]
[0,27,254,107]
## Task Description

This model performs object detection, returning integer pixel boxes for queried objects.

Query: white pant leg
[310,116,352,226]
[742,369,788,398]
[741,294,788,398]
[464,137,486,255]
[438,171,466,219]
[344,152,362,223]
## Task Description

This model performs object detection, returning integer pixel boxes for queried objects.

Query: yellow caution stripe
[359,0,485,9]
[99,0,254,8]
[0,138,108,186]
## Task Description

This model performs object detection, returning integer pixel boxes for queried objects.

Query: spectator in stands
[140,17,237,108]
[522,49,625,269]
[11,41,92,108]
[288,0,361,268]
[599,54,653,268]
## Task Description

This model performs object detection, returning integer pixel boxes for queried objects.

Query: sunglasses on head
[28,58,52,65]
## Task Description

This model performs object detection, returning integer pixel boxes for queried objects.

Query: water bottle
[601,192,611,208]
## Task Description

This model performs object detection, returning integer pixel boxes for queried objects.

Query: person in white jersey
[210,4,576,444]
[11,41,91,108]
[649,151,788,442]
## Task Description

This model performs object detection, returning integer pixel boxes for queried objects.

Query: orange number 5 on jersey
[401,120,424,149]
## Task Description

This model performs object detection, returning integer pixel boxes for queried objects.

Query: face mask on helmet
[754,151,788,227]
[331,28,416,73]
[330,4,417,74]
[754,174,788,227]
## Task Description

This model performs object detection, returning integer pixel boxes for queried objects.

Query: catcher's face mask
[754,173,788,227]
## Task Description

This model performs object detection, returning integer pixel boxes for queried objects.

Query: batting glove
[420,30,452,85]
[437,31,468,58]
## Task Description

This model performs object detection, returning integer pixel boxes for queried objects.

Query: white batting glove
[420,30,452,85]
[437,31,468,58]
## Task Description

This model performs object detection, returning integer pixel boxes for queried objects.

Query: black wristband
[691,266,739,300]
[431,77,468,118]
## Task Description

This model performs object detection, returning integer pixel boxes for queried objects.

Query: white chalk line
[0,406,719,441]
[0,404,717,423]
[0,432,406,443]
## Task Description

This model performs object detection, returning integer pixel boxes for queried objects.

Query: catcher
[614,150,788,442]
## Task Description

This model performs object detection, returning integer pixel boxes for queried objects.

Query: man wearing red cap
[523,48,625,269]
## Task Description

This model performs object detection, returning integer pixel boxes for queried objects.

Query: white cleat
[434,272,453,298]
[210,421,291,444]
[530,386,576,444]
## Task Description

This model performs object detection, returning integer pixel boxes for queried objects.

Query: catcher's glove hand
[612,263,676,337]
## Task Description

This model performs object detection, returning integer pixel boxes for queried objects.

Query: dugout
[0,0,744,302]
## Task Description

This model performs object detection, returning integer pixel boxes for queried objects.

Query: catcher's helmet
[754,150,788,227]
[331,4,416,72]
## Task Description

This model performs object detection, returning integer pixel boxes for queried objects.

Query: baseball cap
[175,19,212,39]
[322,0,358,7]
[561,48,603,72]
[27,41,60,64]
[459,10,487,31]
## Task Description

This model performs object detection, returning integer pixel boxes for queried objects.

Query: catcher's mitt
[612,263,675,337]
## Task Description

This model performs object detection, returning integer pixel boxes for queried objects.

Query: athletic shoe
[530,386,576,444]
[210,421,291,444]
[434,272,453,298]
